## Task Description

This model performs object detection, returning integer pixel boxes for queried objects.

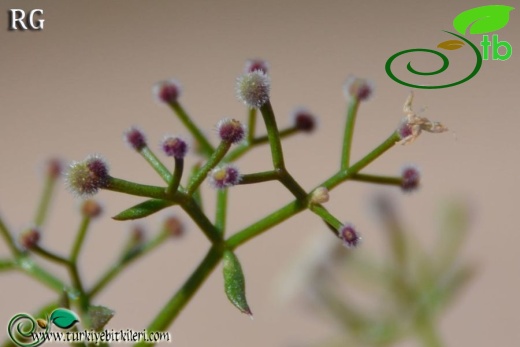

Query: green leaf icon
[453,5,514,35]
[49,308,79,329]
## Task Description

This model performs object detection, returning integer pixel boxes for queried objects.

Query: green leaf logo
[453,5,514,35]
[49,308,79,329]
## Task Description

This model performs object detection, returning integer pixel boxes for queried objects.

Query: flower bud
[309,187,329,204]
[124,126,147,151]
[236,71,270,108]
[81,199,103,219]
[162,215,184,238]
[339,223,361,248]
[343,75,374,101]
[153,79,182,104]
[19,227,40,250]
[401,164,420,192]
[244,59,269,74]
[66,155,110,198]
[291,107,316,133]
[45,158,62,179]
[217,118,245,144]
[161,136,188,159]
[208,165,241,189]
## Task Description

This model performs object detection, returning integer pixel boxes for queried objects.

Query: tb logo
[9,9,45,30]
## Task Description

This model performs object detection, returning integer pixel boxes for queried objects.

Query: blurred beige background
[0,0,518,346]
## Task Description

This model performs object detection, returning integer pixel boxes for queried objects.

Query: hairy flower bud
[217,118,246,144]
[153,79,182,104]
[19,227,40,250]
[81,199,103,218]
[124,126,147,151]
[66,155,110,198]
[291,107,317,133]
[45,158,62,179]
[161,136,188,159]
[208,165,241,189]
[244,59,269,74]
[162,215,184,238]
[343,75,374,101]
[236,71,270,108]
[401,164,420,192]
[310,187,329,204]
[339,223,361,248]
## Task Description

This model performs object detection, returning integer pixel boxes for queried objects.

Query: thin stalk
[278,171,307,200]
[252,127,298,145]
[140,147,172,184]
[187,141,232,195]
[351,173,402,186]
[169,101,215,156]
[105,177,170,200]
[166,158,184,196]
[178,194,223,245]
[32,246,69,266]
[215,189,228,236]
[69,216,91,310]
[309,204,343,230]
[259,100,286,169]
[247,108,256,142]
[0,215,20,256]
[341,99,360,169]
[16,258,68,292]
[33,175,57,227]
[239,170,279,184]
[188,163,204,210]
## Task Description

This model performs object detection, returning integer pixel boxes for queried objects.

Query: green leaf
[88,305,115,331]
[112,199,174,221]
[222,250,252,316]
[453,5,514,35]
[437,40,465,50]
[49,308,79,329]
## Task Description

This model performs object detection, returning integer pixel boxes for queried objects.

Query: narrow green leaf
[222,250,252,316]
[112,199,174,221]
[49,308,79,329]
[453,5,514,35]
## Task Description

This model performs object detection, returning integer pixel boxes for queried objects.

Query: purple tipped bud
[162,215,184,238]
[397,118,414,140]
[45,158,62,179]
[244,59,269,74]
[339,223,361,248]
[81,199,103,218]
[236,71,271,108]
[401,165,420,192]
[291,108,317,133]
[19,227,40,250]
[343,75,374,101]
[153,79,182,104]
[217,118,246,144]
[208,164,241,189]
[161,136,188,159]
[66,155,110,198]
[124,127,147,151]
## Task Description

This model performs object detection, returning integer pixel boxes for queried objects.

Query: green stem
[278,170,307,200]
[259,100,286,169]
[416,320,443,347]
[69,216,91,310]
[187,141,232,195]
[166,158,184,196]
[32,245,70,266]
[34,175,57,227]
[188,163,204,210]
[252,127,298,145]
[239,170,279,184]
[138,246,223,346]
[16,257,68,292]
[169,101,215,157]
[309,204,343,231]
[215,189,228,236]
[178,194,222,244]
[140,147,173,184]
[341,99,360,169]
[0,215,20,256]
[105,177,170,200]
[247,108,256,142]
[351,173,402,186]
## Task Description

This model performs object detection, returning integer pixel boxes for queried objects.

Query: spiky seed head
[217,118,246,144]
[236,71,271,108]
[153,79,182,104]
[208,164,241,189]
[291,107,317,133]
[343,75,374,101]
[161,136,188,159]
[66,155,110,198]
[339,224,361,248]
[401,164,420,192]
[124,126,147,151]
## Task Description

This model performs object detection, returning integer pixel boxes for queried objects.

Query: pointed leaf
[223,250,252,316]
[112,199,174,221]
[49,308,79,329]
[88,305,115,331]
[437,40,465,50]
[453,5,514,35]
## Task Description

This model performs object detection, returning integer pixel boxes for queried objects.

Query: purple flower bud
[45,158,62,179]
[236,71,271,108]
[162,215,184,238]
[124,126,147,151]
[153,79,182,104]
[244,59,269,74]
[291,108,317,133]
[397,118,414,140]
[66,154,110,198]
[19,227,40,250]
[217,118,246,144]
[161,136,188,159]
[401,164,420,192]
[208,165,241,189]
[339,223,361,248]
[81,199,103,218]
[343,75,374,101]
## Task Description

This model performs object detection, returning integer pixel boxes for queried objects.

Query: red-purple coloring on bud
[217,118,245,144]
[45,158,62,179]
[343,75,374,101]
[162,215,184,238]
[208,165,241,189]
[244,59,269,74]
[401,165,420,192]
[339,223,361,248]
[19,227,41,250]
[124,126,147,151]
[66,154,110,198]
[161,136,188,159]
[153,79,182,104]
[81,199,103,218]
[291,107,316,133]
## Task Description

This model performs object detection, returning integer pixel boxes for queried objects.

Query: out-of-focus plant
[280,195,474,347]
